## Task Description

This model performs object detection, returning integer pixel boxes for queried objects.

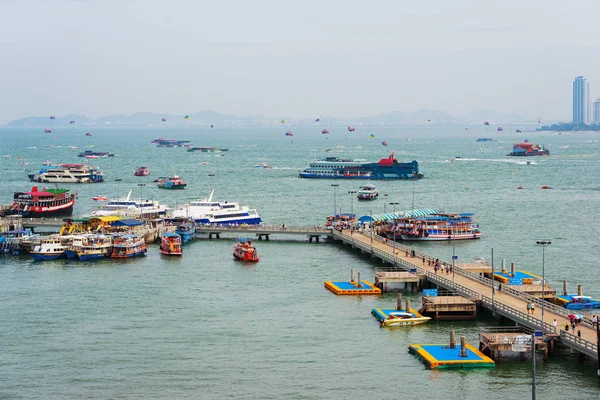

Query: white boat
[169,189,261,225]
[31,237,68,261]
[357,184,378,200]
[91,189,169,218]
[28,164,104,183]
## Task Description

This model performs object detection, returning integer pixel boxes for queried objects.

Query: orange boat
[233,239,259,262]
[160,232,182,256]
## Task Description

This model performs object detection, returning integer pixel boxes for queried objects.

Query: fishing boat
[187,147,229,153]
[372,308,431,327]
[299,154,422,180]
[175,223,196,244]
[28,164,104,183]
[111,234,147,258]
[357,184,378,200]
[77,150,115,157]
[91,189,168,218]
[507,142,550,156]
[233,238,259,262]
[556,295,600,310]
[134,166,150,176]
[8,186,75,217]
[168,189,261,226]
[31,237,68,261]
[393,213,481,241]
[160,232,182,256]
[75,235,113,261]
[156,175,187,189]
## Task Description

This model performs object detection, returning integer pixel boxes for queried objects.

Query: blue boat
[557,295,600,310]
[176,223,196,244]
[30,237,67,261]
[169,190,261,226]
[298,154,422,180]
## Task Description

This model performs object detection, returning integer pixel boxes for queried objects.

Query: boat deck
[409,343,495,369]
[324,280,381,295]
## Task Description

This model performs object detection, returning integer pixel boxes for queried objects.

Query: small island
[537,122,600,132]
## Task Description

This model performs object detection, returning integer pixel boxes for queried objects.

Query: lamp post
[412,172,416,211]
[348,191,356,216]
[390,202,400,265]
[491,248,495,315]
[383,194,388,213]
[331,184,339,219]
[208,174,215,193]
[115,178,123,199]
[536,241,551,332]
[138,183,146,219]
[370,208,373,249]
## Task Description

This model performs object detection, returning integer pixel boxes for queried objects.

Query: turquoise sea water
[1,126,600,399]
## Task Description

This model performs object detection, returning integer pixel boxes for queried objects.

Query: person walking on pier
[592,315,597,327]
[552,319,557,330]
[565,322,569,332]
[530,302,535,315]
[571,322,576,332]
[527,303,531,314]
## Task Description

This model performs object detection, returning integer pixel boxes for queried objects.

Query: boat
[325,213,356,230]
[91,189,168,218]
[175,223,196,244]
[255,163,273,169]
[372,309,431,327]
[28,164,104,183]
[8,186,75,217]
[92,195,109,201]
[168,189,261,225]
[393,213,481,241]
[85,155,99,159]
[557,295,600,310]
[357,184,378,201]
[186,147,229,153]
[298,154,422,180]
[507,142,550,156]
[77,150,115,157]
[134,166,150,176]
[233,238,259,262]
[160,232,182,256]
[476,138,494,142]
[156,175,187,190]
[31,237,68,261]
[75,235,113,261]
[111,234,147,258]
[151,138,191,148]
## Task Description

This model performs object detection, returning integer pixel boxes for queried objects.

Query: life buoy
[424,232,429,237]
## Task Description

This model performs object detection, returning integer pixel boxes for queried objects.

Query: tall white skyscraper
[594,99,600,124]
[573,76,590,125]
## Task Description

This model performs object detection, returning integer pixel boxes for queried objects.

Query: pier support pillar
[405,299,411,313]
[208,233,212,239]
[510,262,515,277]
[563,280,568,296]
[449,330,456,349]
[397,293,403,311]
[357,272,363,288]
[460,336,467,358]
[265,235,270,241]
[351,268,355,283]
[501,258,505,274]
[578,285,583,296]
[216,233,220,239]
[309,236,313,243]
[316,237,319,243]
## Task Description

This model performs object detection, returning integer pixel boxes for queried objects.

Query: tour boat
[175,223,196,244]
[92,189,168,218]
[325,213,356,230]
[160,232,182,256]
[134,166,150,176]
[111,234,147,258]
[152,138,191,147]
[9,186,75,217]
[357,184,378,201]
[392,213,481,241]
[233,239,259,262]
[31,237,68,261]
[78,150,115,158]
[75,235,113,261]
[156,175,187,189]
[507,142,550,156]
[299,154,421,180]
[168,189,261,226]
[28,164,104,183]
[372,309,431,327]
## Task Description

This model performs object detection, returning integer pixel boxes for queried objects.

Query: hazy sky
[1,0,599,124]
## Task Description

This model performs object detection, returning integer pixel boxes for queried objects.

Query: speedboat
[357,184,378,200]
[91,189,168,218]
[168,189,261,226]
[372,308,431,327]
[92,195,109,201]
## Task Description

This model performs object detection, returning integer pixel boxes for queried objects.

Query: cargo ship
[9,186,75,217]
[507,142,550,156]
[298,154,421,180]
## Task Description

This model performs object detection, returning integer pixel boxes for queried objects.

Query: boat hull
[565,303,600,310]
[380,317,431,327]
[194,217,262,226]
[160,249,182,256]
[78,253,110,261]
[16,204,74,218]
[233,254,260,262]
[31,252,66,261]
[111,249,147,259]
[400,233,481,241]
[158,185,186,190]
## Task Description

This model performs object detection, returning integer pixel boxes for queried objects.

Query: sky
[1,0,599,124]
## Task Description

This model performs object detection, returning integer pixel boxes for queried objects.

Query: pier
[194,224,331,242]
[333,229,599,360]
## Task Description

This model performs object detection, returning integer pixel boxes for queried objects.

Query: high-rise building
[594,99,600,124]
[573,76,590,125]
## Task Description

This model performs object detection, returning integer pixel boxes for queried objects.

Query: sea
[1,126,599,399]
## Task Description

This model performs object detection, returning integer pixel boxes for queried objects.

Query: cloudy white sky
[1,0,599,124]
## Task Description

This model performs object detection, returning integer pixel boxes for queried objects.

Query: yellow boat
[372,308,431,327]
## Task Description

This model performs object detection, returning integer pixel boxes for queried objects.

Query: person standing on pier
[565,322,569,332]
[530,302,535,315]
[553,319,557,329]
[527,303,531,314]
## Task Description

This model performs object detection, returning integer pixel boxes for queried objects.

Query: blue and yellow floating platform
[408,343,495,369]
[494,270,541,285]
[324,280,381,295]
[372,308,431,327]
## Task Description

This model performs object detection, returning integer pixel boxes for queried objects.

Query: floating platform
[324,280,381,295]
[408,343,495,369]
[372,308,430,327]
[494,270,540,285]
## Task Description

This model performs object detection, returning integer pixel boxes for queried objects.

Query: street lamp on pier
[115,178,123,199]
[138,183,146,219]
[347,191,357,216]
[536,241,551,332]
[389,202,400,266]
[331,184,339,218]
[208,174,215,192]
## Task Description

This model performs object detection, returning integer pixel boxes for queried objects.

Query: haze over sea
[1,126,600,399]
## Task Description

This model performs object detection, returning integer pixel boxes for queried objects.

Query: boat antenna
[208,174,215,197]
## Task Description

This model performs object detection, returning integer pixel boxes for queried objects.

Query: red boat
[9,186,75,217]
[233,239,259,262]
[160,232,182,256]
[91,195,109,201]
[134,166,150,176]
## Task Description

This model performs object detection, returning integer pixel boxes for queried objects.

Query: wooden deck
[420,295,477,320]
[333,229,599,360]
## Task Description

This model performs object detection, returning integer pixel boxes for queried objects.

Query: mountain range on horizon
[4,109,558,128]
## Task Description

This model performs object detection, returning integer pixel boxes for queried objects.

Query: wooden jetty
[373,271,424,292]
[194,224,331,242]
[419,294,477,320]
[332,228,599,360]
[479,327,557,361]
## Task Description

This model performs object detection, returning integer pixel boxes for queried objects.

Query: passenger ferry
[9,186,75,217]
[77,150,115,158]
[73,235,113,261]
[357,184,378,201]
[507,142,550,156]
[92,189,168,218]
[326,213,356,230]
[299,154,421,180]
[111,234,147,258]
[392,213,481,241]
[152,138,191,147]
[160,232,182,256]
[233,239,259,262]
[175,223,196,244]
[28,164,104,183]
[31,237,68,261]
[169,190,261,226]
[134,166,150,176]
[156,175,187,189]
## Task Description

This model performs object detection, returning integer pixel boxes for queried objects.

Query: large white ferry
[169,190,261,225]
[92,189,169,218]
[28,164,104,183]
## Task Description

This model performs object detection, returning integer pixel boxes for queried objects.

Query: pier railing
[560,331,598,358]
[194,224,331,235]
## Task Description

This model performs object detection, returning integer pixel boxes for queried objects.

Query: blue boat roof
[163,232,179,237]
[111,219,144,227]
